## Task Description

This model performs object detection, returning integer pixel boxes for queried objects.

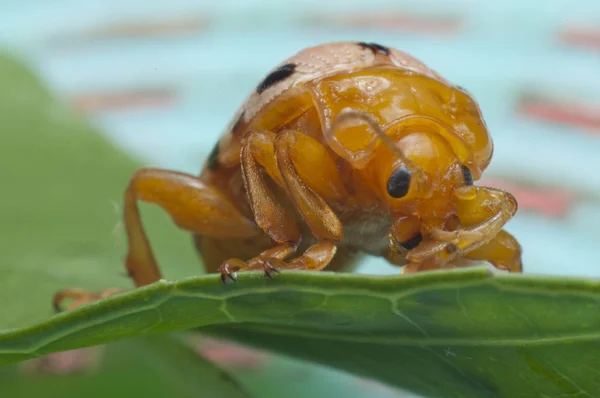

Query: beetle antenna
[328,108,430,196]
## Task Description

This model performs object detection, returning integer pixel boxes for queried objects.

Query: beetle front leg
[220,240,338,281]
[221,129,345,280]
[404,186,521,273]
[272,130,345,271]
[401,228,522,273]
[216,130,302,281]
[432,186,518,251]
[462,229,522,272]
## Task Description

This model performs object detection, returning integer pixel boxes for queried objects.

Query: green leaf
[0,52,251,397]
[206,336,419,398]
[0,334,251,398]
[2,267,600,398]
[0,52,202,329]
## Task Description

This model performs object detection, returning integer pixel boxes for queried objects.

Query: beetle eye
[462,165,473,185]
[387,166,411,198]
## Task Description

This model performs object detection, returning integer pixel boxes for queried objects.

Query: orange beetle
[55,41,522,308]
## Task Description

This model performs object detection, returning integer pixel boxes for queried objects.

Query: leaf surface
[0,334,251,398]
[2,267,600,398]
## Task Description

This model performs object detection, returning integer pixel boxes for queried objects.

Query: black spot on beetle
[462,165,473,185]
[231,111,245,132]
[256,63,296,94]
[387,166,411,198]
[357,42,390,55]
[207,141,220,170]
[399,234,422,250]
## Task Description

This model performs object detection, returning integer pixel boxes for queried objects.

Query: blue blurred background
[3,0,600,278]
[3,0,600,277]
[1,0,600,397]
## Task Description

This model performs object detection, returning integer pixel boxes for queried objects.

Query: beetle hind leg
[54,168,261,311]
[121,168,260,287]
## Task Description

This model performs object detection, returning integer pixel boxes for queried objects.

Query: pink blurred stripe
[193,337,267,369]
[558,27,600,51]
[480,178,577,218]
[304,12,463,35]
[517,98,600,133]
[69,89,177,114]
[48,16,210,48]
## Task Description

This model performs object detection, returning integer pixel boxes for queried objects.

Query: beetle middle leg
[403,186,521,273]
[219,129,347,281]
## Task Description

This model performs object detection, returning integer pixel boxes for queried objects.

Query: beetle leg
[219,240,339,282]
[54,169,262,311]
[239,130,302,245]
[402,229,522,274]
[220,240,338,283]
[274,130,346,239]
[404,186,521,273]
[219,130,345,280]
[240,129,348,242]
[219,242,296,282]
[216,130,304,281]
[437,186,518,253]
[462,229,522,272]
[269,130,344,271]
[121,169,261,287]
[275,240,337,270]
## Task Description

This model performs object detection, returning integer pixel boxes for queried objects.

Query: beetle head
[327,108,468,217]
[377,129,466,214]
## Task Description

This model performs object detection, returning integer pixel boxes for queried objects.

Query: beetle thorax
[338,208,394,256]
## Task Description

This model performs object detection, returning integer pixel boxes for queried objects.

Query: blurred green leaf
[2,267,600,398]
[0,52,202,329]
[0,334,251,398]
[199,336,417,398]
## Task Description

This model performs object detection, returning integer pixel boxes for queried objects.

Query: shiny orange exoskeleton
[55,41,522,309]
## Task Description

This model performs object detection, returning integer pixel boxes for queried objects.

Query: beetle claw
[220,271,237,284]
[263,258,283,279]
[219,264,238,284]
